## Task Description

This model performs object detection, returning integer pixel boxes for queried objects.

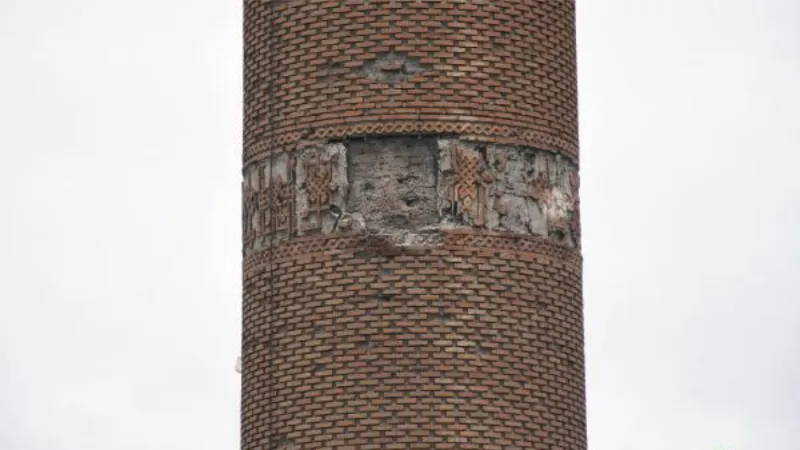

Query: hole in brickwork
[397,174,414,184]
[401,192,420,207]
[356,340,379,350]
[436,311,456,322]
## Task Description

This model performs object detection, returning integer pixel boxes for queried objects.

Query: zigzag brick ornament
[241,1,585,449]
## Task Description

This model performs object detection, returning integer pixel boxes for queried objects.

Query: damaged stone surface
[242,152,294,254]
[343,136,444,247]
[242,137,580,256]
[346,137,439,231]
[241,143,347,255]
[295,143,348,235]
[437,139,580,247]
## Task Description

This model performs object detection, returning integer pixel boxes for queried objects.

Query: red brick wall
[242,231,585,449]
[244,0,578,164]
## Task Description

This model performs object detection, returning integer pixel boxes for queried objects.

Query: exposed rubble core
[345,137,439,244]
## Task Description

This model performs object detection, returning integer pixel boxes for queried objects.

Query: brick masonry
[242,1,585,449]
[244,0,579,164]
[242,231,585,450]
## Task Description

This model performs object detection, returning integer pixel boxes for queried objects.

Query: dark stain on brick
[359,52,431,85]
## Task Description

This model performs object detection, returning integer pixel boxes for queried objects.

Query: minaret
[242,1,584,448]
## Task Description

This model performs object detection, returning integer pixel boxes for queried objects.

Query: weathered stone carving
[437,139,580,248]
[242,154,295,255]
[242,166,260,252]
[242,143,349,254]
[263,154,294,239]
[295,144,348,235]
[438,142,494,227]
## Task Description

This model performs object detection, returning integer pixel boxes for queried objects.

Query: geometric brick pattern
[244,0,579,163]
[242,231,585,450]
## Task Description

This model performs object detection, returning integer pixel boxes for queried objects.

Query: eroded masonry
[242,1,585,449]
[243,138,579,252]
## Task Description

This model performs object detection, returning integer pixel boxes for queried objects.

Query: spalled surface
[346,137,439,235]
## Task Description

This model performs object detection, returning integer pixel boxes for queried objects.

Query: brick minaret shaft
[242,1,584,449]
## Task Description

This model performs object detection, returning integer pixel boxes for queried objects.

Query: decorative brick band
[243,120,579,166]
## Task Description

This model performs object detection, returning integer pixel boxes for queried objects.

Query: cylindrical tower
[242,1,584,449]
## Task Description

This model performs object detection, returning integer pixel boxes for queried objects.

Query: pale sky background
[0,1,798,449]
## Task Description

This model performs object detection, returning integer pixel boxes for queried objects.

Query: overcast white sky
[0,1,798,449]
